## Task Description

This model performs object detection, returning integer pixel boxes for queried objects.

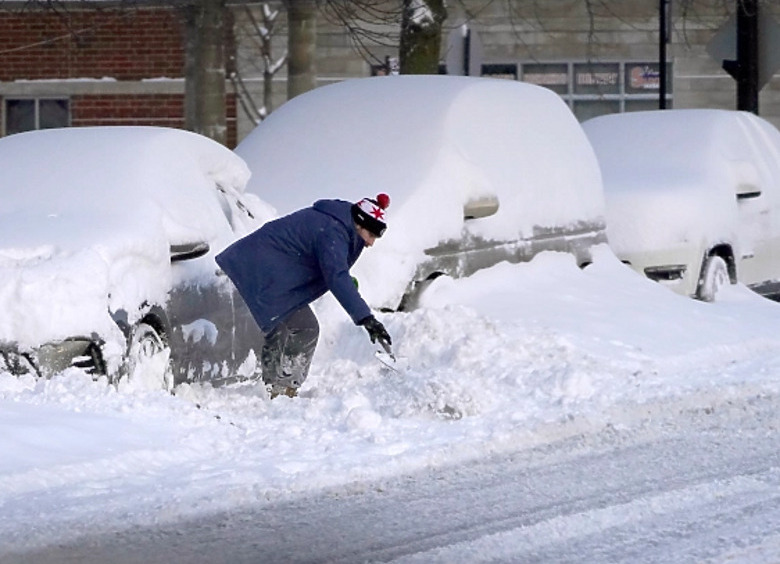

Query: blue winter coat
[215,199,372,333]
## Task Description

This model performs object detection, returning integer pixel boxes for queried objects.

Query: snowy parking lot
[4,247,780,562]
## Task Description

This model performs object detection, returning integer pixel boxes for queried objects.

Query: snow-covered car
[0,126,271,388]
[236,75,608,310]
[583,109,780,301]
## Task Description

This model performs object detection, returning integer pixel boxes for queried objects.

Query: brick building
[0,3,238,146]
[2,1,780,147]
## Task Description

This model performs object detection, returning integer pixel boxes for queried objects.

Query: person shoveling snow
[216,194,393,398]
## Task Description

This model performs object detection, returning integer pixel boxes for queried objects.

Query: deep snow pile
[3,246,780,554]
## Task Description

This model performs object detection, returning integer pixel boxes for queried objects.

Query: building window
[4,98,70,135]
[521,63,568,95]
[482,61,672,121]
[481,63,518,80]
[574,63,620,96]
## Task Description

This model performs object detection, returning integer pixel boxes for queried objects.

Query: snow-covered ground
[4,78,780,561]
[4,245,780,560]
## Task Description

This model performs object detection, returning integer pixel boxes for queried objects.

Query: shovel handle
[378,338,395,360]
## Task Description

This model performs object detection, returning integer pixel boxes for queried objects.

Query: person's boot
[268,384,298,399]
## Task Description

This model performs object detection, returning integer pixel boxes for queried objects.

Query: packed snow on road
[4,246,780,562]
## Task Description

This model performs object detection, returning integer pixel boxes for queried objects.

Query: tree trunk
[286,0,317,100]
[184,0,227,145]
[399,0,446,75]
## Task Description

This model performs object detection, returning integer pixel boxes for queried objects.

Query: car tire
[398,272,447,311]
[697,255,730,302]
[125,322,173,392]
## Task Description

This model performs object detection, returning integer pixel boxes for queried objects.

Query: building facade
[1,1,779,146]
[0,4,238,146]
[233,0,780,141]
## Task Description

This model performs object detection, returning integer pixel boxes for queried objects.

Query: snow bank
[5,247,780,554]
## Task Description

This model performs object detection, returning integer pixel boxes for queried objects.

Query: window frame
[479,60,673,121]
[3,97,71,135]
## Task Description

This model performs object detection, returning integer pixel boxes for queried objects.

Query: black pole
[463,27,471,76]
[736,0,759,113]
[659,0,669,109]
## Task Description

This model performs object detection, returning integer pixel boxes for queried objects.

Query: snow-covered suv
[0,126,268,387]
[236,75,608,310]
[584,109,780,301]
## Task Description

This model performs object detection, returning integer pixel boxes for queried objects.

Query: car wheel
[124,322,173,392]
[697,255,730,302]
[398,272,447,311]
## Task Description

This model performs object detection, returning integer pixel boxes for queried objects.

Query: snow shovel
[374,338,409,373]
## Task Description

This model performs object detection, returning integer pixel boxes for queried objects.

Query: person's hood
[312,199,359,238]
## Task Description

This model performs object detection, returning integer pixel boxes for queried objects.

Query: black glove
[360,315,392,347]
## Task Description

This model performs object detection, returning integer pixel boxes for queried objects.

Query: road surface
[7,393,780,563]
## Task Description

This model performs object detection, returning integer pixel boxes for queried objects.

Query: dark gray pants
[261,305,319,390]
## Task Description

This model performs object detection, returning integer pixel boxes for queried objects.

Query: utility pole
[722,0,759,114]
[463,26,471,77]
[659,0,670,109]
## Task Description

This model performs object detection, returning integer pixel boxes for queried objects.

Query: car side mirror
[170,242,210,262]
[464,195,499,220]
[736,183,761,200]
[731,160,762,200]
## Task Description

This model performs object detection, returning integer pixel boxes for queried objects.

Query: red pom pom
[376,193,390,209]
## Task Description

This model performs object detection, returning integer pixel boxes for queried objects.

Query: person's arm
[314,227,392,347]
[315,229,371,324]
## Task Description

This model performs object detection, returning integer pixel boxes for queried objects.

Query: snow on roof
[0,126,250,251]
[584,109,780,195]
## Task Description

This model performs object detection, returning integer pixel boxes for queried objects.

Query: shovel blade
[374,350,409,373]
